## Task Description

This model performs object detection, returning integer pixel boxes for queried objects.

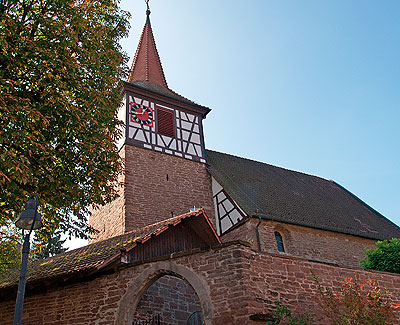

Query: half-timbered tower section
[89,9,214,242]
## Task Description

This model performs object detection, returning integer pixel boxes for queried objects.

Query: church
[1,6,400,325]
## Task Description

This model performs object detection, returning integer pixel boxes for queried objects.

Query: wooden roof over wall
[0,209,219,293]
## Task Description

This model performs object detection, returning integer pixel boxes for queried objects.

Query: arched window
[274,231,285,252]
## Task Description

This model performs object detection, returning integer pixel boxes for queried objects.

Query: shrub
[266,301,312,325]
[362,238,400,274]
[312,271,398,324]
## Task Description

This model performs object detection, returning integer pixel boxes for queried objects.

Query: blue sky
[119,1,399,226]
[68,0,400,250]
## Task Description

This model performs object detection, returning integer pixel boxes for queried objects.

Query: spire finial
[145,0,151,24]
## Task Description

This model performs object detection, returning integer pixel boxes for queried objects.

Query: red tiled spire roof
[126,7,210,113]
[127,9,168,88]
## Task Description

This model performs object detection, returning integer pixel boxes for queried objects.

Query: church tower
[90,6,215,242]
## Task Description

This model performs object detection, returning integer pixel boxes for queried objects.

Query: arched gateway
[115,261,213,325]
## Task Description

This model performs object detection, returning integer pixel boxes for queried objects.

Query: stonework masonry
[124,144,215,232]
[245,249,400,324]
[0,242,399,325]
[89,146,127,243]
[90,144,376,268]
[222,218,377,268]
[257,219,377,268]
[89,144,215,243]
[133,275,201,324]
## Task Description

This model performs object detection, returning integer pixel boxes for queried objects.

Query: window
[157,107,175,137]
[274,231,285,252]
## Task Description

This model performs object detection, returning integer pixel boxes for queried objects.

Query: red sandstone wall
[0,243,399,325]
[222,218,377,268]
[124,145,215,231]
[89,147,127,243]
[89,144,215,242]
[133,275,201,324]
[244,249,400,324]
[259,220,376,268]
[0,244,252,325]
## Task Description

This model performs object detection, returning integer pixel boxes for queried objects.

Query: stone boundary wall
[243,248,400,324]
[0,242,399,325]
[0,242,250,325]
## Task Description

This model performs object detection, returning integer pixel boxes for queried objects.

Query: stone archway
[133,274,202,324]
[115,261,212,325]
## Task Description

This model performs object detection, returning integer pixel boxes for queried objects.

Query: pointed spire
[127,2,168,88]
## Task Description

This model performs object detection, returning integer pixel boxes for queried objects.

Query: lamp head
[15,195,43,230]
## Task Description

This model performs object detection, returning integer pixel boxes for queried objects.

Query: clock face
[130,103,154,126]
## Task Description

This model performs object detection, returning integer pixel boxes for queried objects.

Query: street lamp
[13,194,43,325]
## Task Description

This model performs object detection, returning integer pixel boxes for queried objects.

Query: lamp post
[13,194,43,325]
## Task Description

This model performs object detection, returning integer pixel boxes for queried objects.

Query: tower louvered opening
[157,107,175,137]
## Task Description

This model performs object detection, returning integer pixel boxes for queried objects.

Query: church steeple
[89,3,215,243]
[127,4,168,88]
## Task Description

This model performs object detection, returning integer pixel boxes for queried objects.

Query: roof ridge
[206,149,331,182]
[332,181,400,233]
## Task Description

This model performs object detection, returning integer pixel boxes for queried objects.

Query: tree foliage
[0,0,130,243]
[362,238,400,274]
[32,229,68,260]
[0,225,21,273]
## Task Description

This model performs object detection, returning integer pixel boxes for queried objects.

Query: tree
[362,238,400,274]
[0,0,130,248]
[0,225,21,273]
[32,229,68,260]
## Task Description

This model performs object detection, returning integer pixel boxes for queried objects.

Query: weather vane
[145,0,150,14]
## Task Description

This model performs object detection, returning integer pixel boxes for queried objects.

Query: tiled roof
[127,13,168,88]
[125,13,210,114]
[125,80,210,113]
[0,209,214,289]
[206,149,400,240]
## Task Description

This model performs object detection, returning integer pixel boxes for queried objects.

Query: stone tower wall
[123,144,214,232]
[89,144,215,242]
[89,147,127,243]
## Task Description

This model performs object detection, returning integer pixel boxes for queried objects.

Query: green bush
[362,238,400,274]
[266,301,312,325]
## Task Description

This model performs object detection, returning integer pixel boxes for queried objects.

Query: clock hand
[135,109,145,115]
